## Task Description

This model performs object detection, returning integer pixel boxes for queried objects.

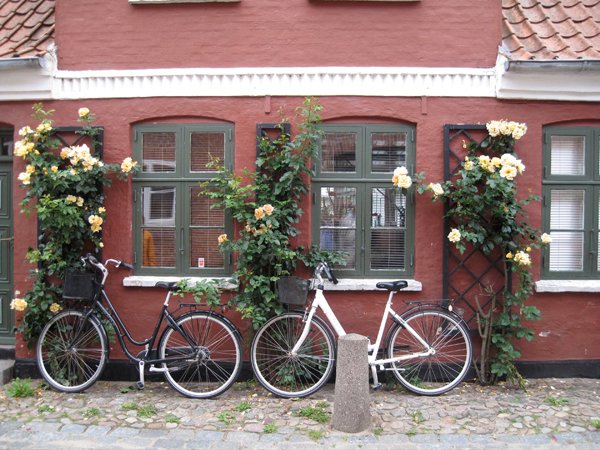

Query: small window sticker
[197,258,205,268]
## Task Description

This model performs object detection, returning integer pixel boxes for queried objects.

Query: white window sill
[130,0,239,3]
[535,279,600,293]
[320,278,422,291]
[123,276,237,290]
[124,276,422,292]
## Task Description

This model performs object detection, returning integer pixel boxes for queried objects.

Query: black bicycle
[36,254,242,399]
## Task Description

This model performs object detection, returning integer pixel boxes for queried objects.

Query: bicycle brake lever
[119,262,134,270]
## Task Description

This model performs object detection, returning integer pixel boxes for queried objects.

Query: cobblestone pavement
[0,377,598,449]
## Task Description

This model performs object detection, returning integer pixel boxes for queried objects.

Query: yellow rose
[255,207,265,220]
[98,207,106,214]
[263,204,274,215]
[541,233,553,244]
[49,303,62,314]
[18,172,31,185]
[217,234,228,244]
[10,298,27,312]
[121,157,137,173]
[51,165,58,173]
[447,228,461,243]
[78,107,90,118]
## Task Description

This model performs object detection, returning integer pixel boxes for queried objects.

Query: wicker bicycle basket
[277,276,311,306]
[62,269,98,302]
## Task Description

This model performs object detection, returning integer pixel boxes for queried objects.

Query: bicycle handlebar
[82,254,134,271]
[315,262,339,285]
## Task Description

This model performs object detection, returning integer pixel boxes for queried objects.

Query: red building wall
[55,0,501,70]
[6,95,600,364]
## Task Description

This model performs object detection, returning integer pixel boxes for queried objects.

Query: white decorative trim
[0,54,54,101]
[52,66,497,100]
[495,54,600,102]
[535,279,600,293]
[124,275,422,292]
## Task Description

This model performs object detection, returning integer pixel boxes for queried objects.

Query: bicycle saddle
[155,281,179,291]
[375,280,408,292]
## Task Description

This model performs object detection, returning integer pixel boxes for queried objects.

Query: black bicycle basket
[62,269,98,302]
[277,276,311,306]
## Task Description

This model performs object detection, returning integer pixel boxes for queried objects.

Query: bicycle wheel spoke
[251,313,334,398]
[160,312,241,399]
[37,310,107,393]
[388,309,472,395]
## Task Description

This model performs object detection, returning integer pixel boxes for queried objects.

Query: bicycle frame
[291,274,436,388]
[81,258,204,386]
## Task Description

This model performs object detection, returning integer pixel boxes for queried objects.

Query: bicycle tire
[250,312,335,398]
[36,309,108,393]
[159,311,242,399]
[386,308,472,395]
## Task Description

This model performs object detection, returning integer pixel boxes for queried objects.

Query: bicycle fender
[164,310,242,340]
[384,305,468,351]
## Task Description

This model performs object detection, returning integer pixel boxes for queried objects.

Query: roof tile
[0,0,54,58]
[503,0,600,60]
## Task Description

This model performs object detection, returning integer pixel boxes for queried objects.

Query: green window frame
[542,126,600,279]
[132,124,233,276]
[312,124,415,278]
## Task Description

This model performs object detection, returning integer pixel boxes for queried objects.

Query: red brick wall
[55,0,501,70]
[5,95,600,362]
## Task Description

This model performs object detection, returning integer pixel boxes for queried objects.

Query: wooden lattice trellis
[443,125,510,328]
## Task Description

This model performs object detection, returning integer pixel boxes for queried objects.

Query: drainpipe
[0,57,44,71]
[505,60,600,73]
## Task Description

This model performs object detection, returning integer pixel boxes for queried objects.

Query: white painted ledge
[321,278,422,291]
[124,275,422,292]
[535,279,600,293]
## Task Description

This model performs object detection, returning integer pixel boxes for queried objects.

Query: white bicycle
[250,262,473,398]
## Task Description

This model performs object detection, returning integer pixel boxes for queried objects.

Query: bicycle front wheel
[36,309,108,393]
[159,311,242,399]
[387,309,472,395]
[250,312,335,398]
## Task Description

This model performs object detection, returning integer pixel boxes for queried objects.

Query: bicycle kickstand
[370,364,382,390]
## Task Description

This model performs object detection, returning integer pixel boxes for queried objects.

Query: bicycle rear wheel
[159,311,242,399]
[386,308,472,395]
[250,312,335,398]
[36,309,108,393]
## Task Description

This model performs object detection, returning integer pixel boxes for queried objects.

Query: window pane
[549,231,584,272]
[190,132,225,172]
[141,186,176,268]
[0,131,12,156]
[189,186,224,269]
[371,187,406,270]
[321,132,356,173]
[142,132,176,173]
[371,132,407,173]
[319,187,356,269]
[141,228,176,268]
[550,135,585,176]
[550,190,584,230]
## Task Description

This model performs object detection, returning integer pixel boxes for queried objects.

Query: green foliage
[174,278,227,308]
[202,98,344,328]
[263,423,278,434]
[294,402,331,423]
[5,377,36,398]
[545,396,569,407]
[413,120,549,387]
[13,104,138,345]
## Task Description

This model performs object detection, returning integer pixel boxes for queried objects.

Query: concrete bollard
[332,333,371,433]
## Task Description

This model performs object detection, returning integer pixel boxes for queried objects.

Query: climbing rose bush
[13,104,138,344]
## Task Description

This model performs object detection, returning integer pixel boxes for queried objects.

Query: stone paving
[0,377,598,448]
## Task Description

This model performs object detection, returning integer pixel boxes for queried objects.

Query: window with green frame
[542,126,600,279]
[312,124,415,277]
[132,124,233,275]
